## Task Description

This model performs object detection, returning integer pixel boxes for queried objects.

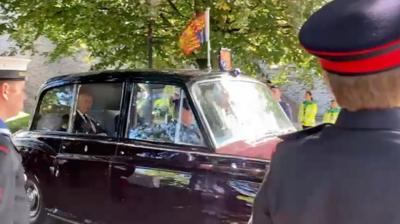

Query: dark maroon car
[15,70,294,224]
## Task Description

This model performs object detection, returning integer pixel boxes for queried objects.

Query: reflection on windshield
[192,79,294,148]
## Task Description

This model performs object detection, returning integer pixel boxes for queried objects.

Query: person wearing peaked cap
[0,57,30,224]
[250,1,400,224]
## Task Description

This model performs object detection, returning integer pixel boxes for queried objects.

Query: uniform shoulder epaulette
[0,145,10,154]
[279,123,331,141]
[0,132,12,155]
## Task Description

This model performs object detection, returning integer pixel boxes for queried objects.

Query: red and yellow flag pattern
[179,13,206,56]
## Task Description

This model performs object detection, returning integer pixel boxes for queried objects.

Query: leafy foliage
[6,113,30,133]
[0,0,329,79]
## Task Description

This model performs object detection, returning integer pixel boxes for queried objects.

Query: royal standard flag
[179,13,206,56]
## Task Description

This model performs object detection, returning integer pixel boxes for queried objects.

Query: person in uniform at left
[0,57,30,224]
[322,99,341,124]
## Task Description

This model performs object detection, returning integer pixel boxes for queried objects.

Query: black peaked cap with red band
[299,0,400,75]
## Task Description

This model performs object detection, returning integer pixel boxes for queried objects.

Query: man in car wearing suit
[251,0,400,224]
[0,57,29,224]
[74,88,106,135]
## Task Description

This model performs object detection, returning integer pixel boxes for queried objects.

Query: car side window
[32,85,74,132]
[72,83,123,137]
[128,83,205,146]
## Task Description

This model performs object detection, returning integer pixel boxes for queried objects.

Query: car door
[53,82,124,223]
[109,81,268,224]
[189,154,268,223]
[19,84,75,213]
[111,142,267,224]
[109,82,208,224]
[56,136,118,222]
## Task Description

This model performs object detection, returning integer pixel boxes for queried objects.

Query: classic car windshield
[192,79,295,148]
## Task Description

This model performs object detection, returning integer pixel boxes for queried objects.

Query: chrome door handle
[198,163,214,170]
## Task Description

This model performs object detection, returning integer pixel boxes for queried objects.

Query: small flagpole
[205,7,211,70]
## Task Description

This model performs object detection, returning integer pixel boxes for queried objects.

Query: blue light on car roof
[231,68,241,77]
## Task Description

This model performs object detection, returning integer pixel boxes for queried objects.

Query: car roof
[41,69,262,91]
[46,70,216,83]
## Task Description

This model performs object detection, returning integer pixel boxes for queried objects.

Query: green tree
[0,0,329,78]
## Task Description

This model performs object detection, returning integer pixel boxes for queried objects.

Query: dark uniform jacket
[0,122,29,224]
[251,108,400,224]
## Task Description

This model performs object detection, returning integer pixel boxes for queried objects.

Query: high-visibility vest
[298,101,318,127]
[323,108,341,124]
